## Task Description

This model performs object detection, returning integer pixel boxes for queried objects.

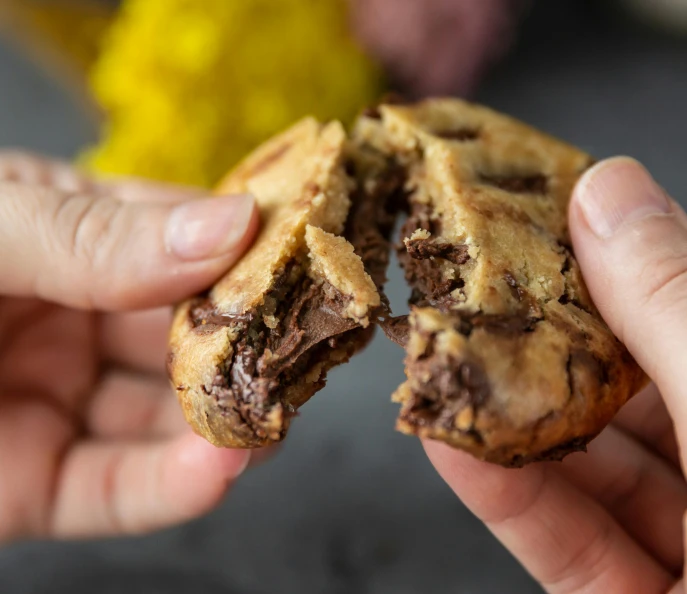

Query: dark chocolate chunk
[480,174,548,195]
[435,128,479,141]
[379,315,410,347]
[258,281,358,378]
[362,106,382,120]
[566,348,608,403]
[396,202,468,311]
[406,238,470,266]
[508,435,592,467]
[189,299,254,329]
[455,312,539,337]
[403,355,491,430]
[344,160,407,289]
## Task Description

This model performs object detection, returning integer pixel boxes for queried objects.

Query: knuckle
[50,192,125,272]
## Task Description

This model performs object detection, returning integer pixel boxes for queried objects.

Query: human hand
[425,157,687,593]
[0,152,264,542]
[350,0,525,97]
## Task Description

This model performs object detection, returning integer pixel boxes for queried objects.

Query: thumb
[570,157,687,444]
[0,181,258,310]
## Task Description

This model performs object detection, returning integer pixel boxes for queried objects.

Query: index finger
[0,151,206,203]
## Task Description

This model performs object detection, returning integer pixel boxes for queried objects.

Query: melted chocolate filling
[405,238,470,266]
[191,158,407,438]
[394,187,549,435]
[345,161,407,290]
[199,272,370,440]
[401,355,490,431]
[396,201,466,312]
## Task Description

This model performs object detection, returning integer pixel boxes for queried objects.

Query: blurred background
[0,0,686,592]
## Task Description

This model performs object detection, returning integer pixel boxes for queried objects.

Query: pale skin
[0,153,685,592]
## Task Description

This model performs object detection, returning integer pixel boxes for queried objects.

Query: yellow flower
[83,0,384,187]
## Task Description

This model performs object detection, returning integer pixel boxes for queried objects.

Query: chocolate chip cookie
[168,118,401,447]
[354,98,646,466]
[169,97,646,465]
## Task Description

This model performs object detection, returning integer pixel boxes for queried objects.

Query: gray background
[0,1,686,592]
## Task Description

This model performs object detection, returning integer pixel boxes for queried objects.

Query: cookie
[353,98,646,466]
[167,117,402,447]
[169,97,646,465]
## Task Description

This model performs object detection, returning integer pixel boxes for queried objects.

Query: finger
[87,371,186,439]
[0,151,203,203]
[556,425,686,572]
[0,181,258,310]
[99,308,171,375]
[94,177,206,203]
[0,392,75,542]
[0,297,50,354]
[425,442,673,594]
[613,382,680,467]
[570,157,687,461]
[0,303,96,411]
[49,433,251,538]
[0,151,93,192]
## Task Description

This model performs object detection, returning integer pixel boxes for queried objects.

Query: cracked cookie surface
[168,118,400,447]
[354,97,647,466]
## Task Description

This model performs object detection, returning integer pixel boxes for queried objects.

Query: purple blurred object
[349,0,527,98]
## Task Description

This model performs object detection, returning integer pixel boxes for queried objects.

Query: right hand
[425,157,687,593]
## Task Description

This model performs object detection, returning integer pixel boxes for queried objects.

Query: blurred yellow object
[0,0,115,103]
[82,0,384,187]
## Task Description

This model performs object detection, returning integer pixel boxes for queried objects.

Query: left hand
[0,151,266,542]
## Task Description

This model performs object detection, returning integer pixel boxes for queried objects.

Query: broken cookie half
[168,117,402,447]
[354,98,647,466]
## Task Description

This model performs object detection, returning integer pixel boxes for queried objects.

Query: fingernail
[165,194,255,260]
[574,157,671,239]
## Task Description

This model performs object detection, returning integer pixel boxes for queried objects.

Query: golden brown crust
[211,118,353,314]
[354,98,647,466]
